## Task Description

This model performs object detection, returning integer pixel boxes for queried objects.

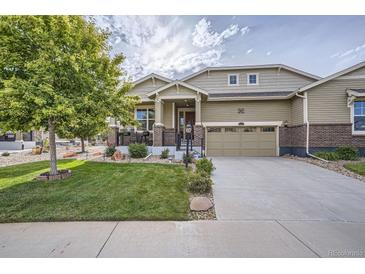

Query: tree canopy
[0,16,139,174]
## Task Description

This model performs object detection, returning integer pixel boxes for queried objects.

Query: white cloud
[266,51,272,56]
[192,18,239,48]
[240,26,250,36]
[94,16,245,80]
[330,42,365,59]
[246,48,253,54]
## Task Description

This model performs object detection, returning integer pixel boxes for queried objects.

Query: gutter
[295,92,328,162]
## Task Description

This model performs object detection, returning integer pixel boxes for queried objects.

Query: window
[247,73,259,85]
[243,127,256,132]
[261,127,275,132]
[228,74,239,86]
[136,108,155,131]
[224,127,238,133]
[354,101,365,132]
[207,127,222,133]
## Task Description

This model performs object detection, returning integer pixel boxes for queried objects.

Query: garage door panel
[207,126,277,157]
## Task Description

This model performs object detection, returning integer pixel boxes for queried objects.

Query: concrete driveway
[212,157,365,257]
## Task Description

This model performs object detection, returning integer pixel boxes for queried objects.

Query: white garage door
[206,126,277,157]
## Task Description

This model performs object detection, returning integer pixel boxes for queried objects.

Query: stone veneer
[193,125,204,146]
[153,125,164,146]
[107,127,119,146]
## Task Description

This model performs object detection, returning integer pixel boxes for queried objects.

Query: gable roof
[298,61,365,93]
[146,81,209,97]
[180,64,321,82]
[132,73,172,86]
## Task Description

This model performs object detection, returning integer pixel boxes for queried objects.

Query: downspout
[295,92,328,162]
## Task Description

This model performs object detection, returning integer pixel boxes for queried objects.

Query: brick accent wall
[153,125,164,146]
[309,123,365,148]
[279,125,306,148]
[193,125,204,146]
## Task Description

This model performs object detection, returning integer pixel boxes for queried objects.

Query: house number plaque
[237,108,245,114]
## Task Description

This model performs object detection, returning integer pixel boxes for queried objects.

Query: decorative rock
[111,151,123,161]
[63,152,77,158]
[190,197,213,211]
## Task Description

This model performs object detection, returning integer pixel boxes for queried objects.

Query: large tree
[0,16,138,175]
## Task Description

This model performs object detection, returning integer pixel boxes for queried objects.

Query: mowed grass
[0,160,190,222]
[344,162,365,176]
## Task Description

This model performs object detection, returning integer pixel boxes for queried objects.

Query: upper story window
[136,108,155,131]
[247,73,259,85]
[353,100,365,132]
[228,74,239,86]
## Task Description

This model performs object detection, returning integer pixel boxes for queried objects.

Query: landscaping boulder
[111,150,124,161]
[63,152,77,158]
[190,197,213,211]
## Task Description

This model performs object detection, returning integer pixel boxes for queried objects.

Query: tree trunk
[81,137,85,153]
[48,119,58,175]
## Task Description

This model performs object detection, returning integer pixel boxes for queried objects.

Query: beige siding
[163,102,174,128]
[291,96,304,125]
[129,78,168,101]
[344,66,365,77]
[308,79,365,123]
[159,86,196,97]
[186,68,315,94]
[201,100,291,123]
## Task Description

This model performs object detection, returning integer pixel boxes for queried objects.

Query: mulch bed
[283,155,365,182]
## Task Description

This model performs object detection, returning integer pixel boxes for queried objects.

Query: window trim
[135,108,155,132]
[227,74,239,86]
[351,100,365,135]
[247,73,259,86]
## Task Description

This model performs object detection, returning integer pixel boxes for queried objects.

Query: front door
[178,111,195,140]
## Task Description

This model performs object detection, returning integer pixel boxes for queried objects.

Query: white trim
[135,107,155,131]
[207,95,292,101]
[298,61,365,93]
[227,74,239,86]
[146,81,209,97]
[338,75,365,80]
[247,73,259,85]
[350,100,365,135]
[172,102,175,129]
[276,126,280,156]
[202,121,283,127]
[158,95,197,100]
[133,73,172,86]
[181,64,320,82]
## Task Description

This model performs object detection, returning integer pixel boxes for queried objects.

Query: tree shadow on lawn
[0,159,86,188]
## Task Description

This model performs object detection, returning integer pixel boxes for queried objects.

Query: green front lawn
[0,160,190,222]
[344,162,365,176]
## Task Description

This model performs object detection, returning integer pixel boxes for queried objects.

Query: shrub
[335,145,360,160]
[313,151,340,161]
[128,143,148,158]
[1,152,10,157]
[195,157,214,175]
[183,153,193,163]
[160,148,169,159]
[105,145,116,157]
[187,172,212,194]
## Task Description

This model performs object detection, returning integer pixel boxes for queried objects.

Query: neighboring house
[109,61,365,157]
[0,130,40,150]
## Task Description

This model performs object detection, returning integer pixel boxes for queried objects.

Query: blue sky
[94,15,365,80]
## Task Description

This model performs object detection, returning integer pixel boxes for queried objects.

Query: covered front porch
[119,81,207,149]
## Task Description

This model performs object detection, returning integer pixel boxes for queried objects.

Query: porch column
[153,95,164,146]
[195,93,202,124]
[154,95,164,126]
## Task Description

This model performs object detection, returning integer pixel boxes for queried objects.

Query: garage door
[206,126,277,157]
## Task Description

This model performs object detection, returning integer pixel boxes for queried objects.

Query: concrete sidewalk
[1,220,365,257]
